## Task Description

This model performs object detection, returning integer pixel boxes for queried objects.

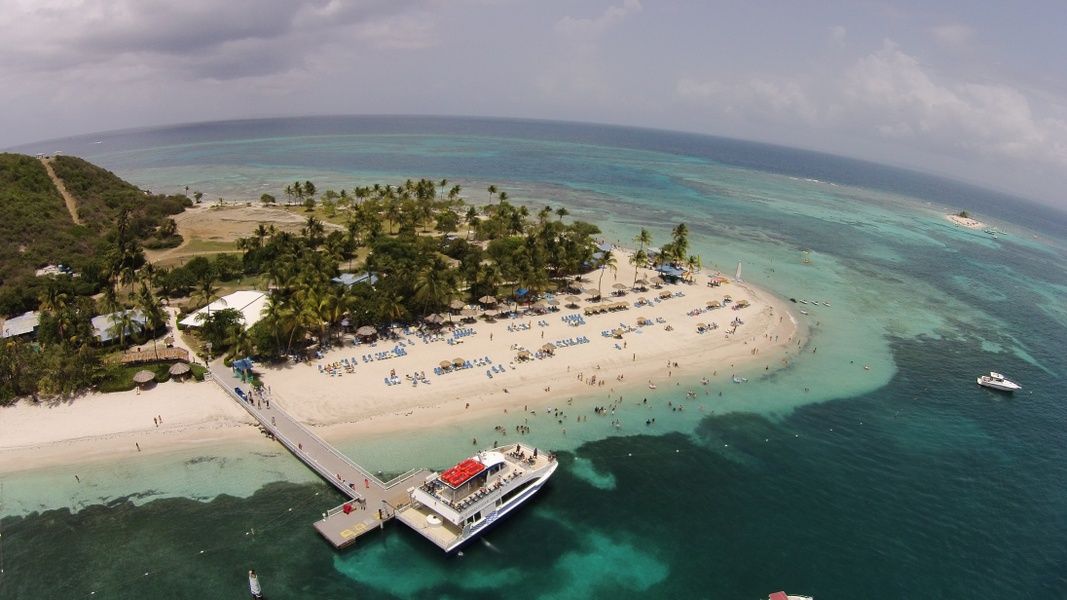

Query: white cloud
[828,25,847,46]
[555,0,641,39]
[677,41,1067,172]
[930,23,974,48]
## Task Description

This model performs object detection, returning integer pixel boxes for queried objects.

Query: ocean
[2,116,1066,599]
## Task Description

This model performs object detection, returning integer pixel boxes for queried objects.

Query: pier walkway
[209,362,431,549]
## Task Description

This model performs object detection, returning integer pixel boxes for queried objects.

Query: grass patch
[96,361,205,393]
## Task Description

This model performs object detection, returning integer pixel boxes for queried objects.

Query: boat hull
[977,379,1021,392]
[443,464,555,554]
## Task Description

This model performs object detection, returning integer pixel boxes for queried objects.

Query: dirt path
[40,157,83,226]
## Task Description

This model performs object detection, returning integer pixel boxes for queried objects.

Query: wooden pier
[210,363,431,549]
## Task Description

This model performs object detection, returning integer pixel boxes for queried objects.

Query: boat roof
[439,458,486,488]
[769,593,789,600]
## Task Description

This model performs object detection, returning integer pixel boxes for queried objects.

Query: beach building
[35,264,76,277]
[179,290,267,330]
[92,309,148,343]
[331,273,379,287]
[0,310,40,339]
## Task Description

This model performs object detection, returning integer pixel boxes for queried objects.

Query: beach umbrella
[583,288,599,296]
[440,360,452,369]
[518,350,531,359]
[483,309,498,318]
[635,278,649,286]
[546,299,560,306]
[659,290,672,298]
[541,343,556,353]
[453,357,465,367]
[611,328,625,337]
[169,362,190,376]
[460,307,479,317]
[532,300,548,309]
[356,325,377,336]
[132,369,155,384]
[449,299,466,310]
[565,295,581,304]
[612,283,627,290]
[479,295,498,305]
[708,300,722,308]
[424,314,443,324]
[696,322,707,329]
[163,335,175,345]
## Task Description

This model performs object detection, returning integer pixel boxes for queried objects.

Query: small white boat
[769,593,813,600]
[977,371,1021,392]
[248,570,263,599]
[822,302,831,307]
[798,300,808,304]
[799,310,808,315]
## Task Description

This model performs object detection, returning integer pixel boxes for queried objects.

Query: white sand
[947,214,986,229]
[0,249,803,472]
[267,249,802,438]
[0,381,256,474]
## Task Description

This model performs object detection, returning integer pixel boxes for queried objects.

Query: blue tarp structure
[515,288,529,298]
[657,264,685,278]
[232,357,254,372]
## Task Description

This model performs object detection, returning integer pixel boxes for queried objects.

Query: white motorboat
[248,570,263,599]
[769,592,813,600]
[396,442,557,553]
[977,371,1021,392]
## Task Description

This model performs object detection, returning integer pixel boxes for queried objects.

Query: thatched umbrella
[564,295,581,304]
[449,299,466,311]
[541,343,556,353]
[696,322,707,329]
[424,313,443,325]
[133,369,155,385]
[163,335,175,346]
[546,299,560,306]
[611,328,625,338]
[169,362,191,377]
[659,290,672,299]
[453,357,465,367]
[482,309,498,319]
[635,278,649,286]
[583,288,599,296]
[517,350,532,360]
[612,283,627,290]
[356,325,377,337]
[479,295,498,305]
[707,300,721,308]
[532,300,548,310]
[460,307,479,317]
[439,360,452,370]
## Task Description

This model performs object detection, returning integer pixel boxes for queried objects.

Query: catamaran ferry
[395,442,557,552]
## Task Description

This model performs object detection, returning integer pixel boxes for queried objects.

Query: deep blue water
[2,116,1066,599]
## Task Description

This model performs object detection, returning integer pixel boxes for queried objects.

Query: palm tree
[671,223,689,262]
[635,228,652,252]
[631,248,648,289]
[556,207,569,221]
[597,251,618,298]
[108,309,142,349]
[488,185,498,203]
[685,254,702,283]
[413,263,458,315]
[192,276,219,310]
[465,206,479,240]
[136,282,167,359]
[498,191,509,205]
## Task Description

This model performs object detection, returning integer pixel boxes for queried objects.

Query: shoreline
[0,249,805,476]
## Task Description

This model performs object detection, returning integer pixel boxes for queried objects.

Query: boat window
[500,479,537,504]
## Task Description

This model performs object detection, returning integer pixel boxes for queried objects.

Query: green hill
[0,153,190,315]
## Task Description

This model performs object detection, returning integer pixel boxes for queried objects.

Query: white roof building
[1,311,40,338]
[92,309,148,343]
[179,290,267,330]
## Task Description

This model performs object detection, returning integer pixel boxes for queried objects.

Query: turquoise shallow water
[2,117,1066,598]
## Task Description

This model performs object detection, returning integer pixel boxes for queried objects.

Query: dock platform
[210,363,431,548]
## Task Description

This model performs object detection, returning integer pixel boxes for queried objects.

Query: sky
[1,0,1065,207]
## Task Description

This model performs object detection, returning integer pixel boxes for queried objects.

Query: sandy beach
[0,381,257,474]
[0,248,803,473]
[947,213,986,229]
